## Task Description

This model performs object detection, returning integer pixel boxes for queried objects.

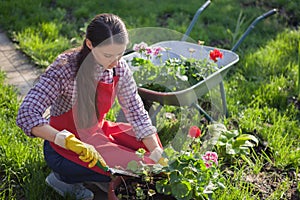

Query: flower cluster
[188,126,218,168]
[133,42,165,58]
[202,151,219,168]
[209,49,223,62]
[129,42,224,92]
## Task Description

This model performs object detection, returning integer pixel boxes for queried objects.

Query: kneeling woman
[16,13,165,200]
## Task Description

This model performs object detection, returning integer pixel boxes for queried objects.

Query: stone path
[0,28,42,100]
[0,28,108,200]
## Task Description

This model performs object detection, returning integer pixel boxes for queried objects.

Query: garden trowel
[96,160,139,178]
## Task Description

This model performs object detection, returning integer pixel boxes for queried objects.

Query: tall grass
[0,72,67,199]
[298,41,300,94]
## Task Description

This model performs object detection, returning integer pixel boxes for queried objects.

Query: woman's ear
[86,39,93,50]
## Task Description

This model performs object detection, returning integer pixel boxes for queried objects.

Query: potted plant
[129,41,224,92]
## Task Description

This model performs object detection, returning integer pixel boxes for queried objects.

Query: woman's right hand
[55,130,107,168]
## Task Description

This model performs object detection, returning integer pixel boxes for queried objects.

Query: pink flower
[152,46,165,56]
[133,42,148,52]
[202,151,218,168]
[145,47,153,56]
[188,126,201,138]
[205,162,213,168]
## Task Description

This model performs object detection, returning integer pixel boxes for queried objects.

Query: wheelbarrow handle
[260,8,278,19]
[231,8,278,52]
[181,0,211,41]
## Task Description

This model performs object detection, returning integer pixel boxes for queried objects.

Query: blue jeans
[43,140,111,184]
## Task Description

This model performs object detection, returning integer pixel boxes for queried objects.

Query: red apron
[49,76,161,175]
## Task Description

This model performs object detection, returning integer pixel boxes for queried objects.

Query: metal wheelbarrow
[120,1,278,124]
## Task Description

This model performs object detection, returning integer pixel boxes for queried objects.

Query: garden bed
[112,175,176,200]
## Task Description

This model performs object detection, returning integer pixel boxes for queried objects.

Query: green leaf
[169,170,182,183]
[126,160,139,172]
[148,189,156,197]
[171,181,192,199]
[242,140,256,147]
[224,130,239,138]
[217,141,226,146]
[219,134,228,142]
[233,139,246,147]
[156,179,171,195]
[226,143,239,154]
[236,134,259,145]
[217,181,226,189]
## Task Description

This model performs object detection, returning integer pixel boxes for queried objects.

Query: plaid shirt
[16,49,156,140]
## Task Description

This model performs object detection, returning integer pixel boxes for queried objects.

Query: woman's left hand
[149,147,168,166]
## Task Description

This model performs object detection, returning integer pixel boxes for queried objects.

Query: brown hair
[75,13,128,128]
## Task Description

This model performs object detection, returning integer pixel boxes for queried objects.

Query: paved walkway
[0,28,108,200]
[0,28,42,99]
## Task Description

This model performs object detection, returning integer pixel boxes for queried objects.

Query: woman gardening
[16,13,167,200]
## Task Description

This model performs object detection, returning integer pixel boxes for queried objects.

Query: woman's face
[90,42,126,69]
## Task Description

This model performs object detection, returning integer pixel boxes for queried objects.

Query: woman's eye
[104,54,112,58]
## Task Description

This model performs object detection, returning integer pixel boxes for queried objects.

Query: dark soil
[243,128,299,200]
[243,166,300,200]
[115,167,299,200]
[115,176,176,200]
[288,96,300,110]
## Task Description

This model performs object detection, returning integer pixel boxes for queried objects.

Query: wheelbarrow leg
[192,102,214,122]
[181,0,211,41]
[116,103,162,126]
[219,82,229,118]
[149,104,163,126]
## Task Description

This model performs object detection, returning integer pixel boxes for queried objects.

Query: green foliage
[0,72,58,200]
[13,22,71,67]
[237,105,300,168]
[131,43,220,92]
[156,149,225,200]
[127,131,226,200]
[298,41,300,94]
[200,123,259,163]
[1,0,285,69]
[215,127,258,156]
[0,0,65,32]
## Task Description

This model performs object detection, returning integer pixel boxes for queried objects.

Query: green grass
[0,0,299,199]
[0,72,47,199]
[0,0,289,66]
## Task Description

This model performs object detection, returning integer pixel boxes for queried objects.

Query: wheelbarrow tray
[123,40,239,107]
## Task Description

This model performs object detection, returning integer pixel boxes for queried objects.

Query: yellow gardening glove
[149,147,169,167]
[54,130,107,168]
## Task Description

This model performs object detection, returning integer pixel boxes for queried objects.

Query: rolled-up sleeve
[116,61,157,140]
[16,55,72,137]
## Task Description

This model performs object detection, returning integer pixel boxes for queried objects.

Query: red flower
[188,126,201,138]
[209,49,223,62]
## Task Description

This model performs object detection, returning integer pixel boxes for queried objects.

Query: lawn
[0,0,299,199]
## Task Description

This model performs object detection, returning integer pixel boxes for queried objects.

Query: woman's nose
[109,58,119,67]
[110,56,121,64]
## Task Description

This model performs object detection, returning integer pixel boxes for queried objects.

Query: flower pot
[107,176,123,200]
